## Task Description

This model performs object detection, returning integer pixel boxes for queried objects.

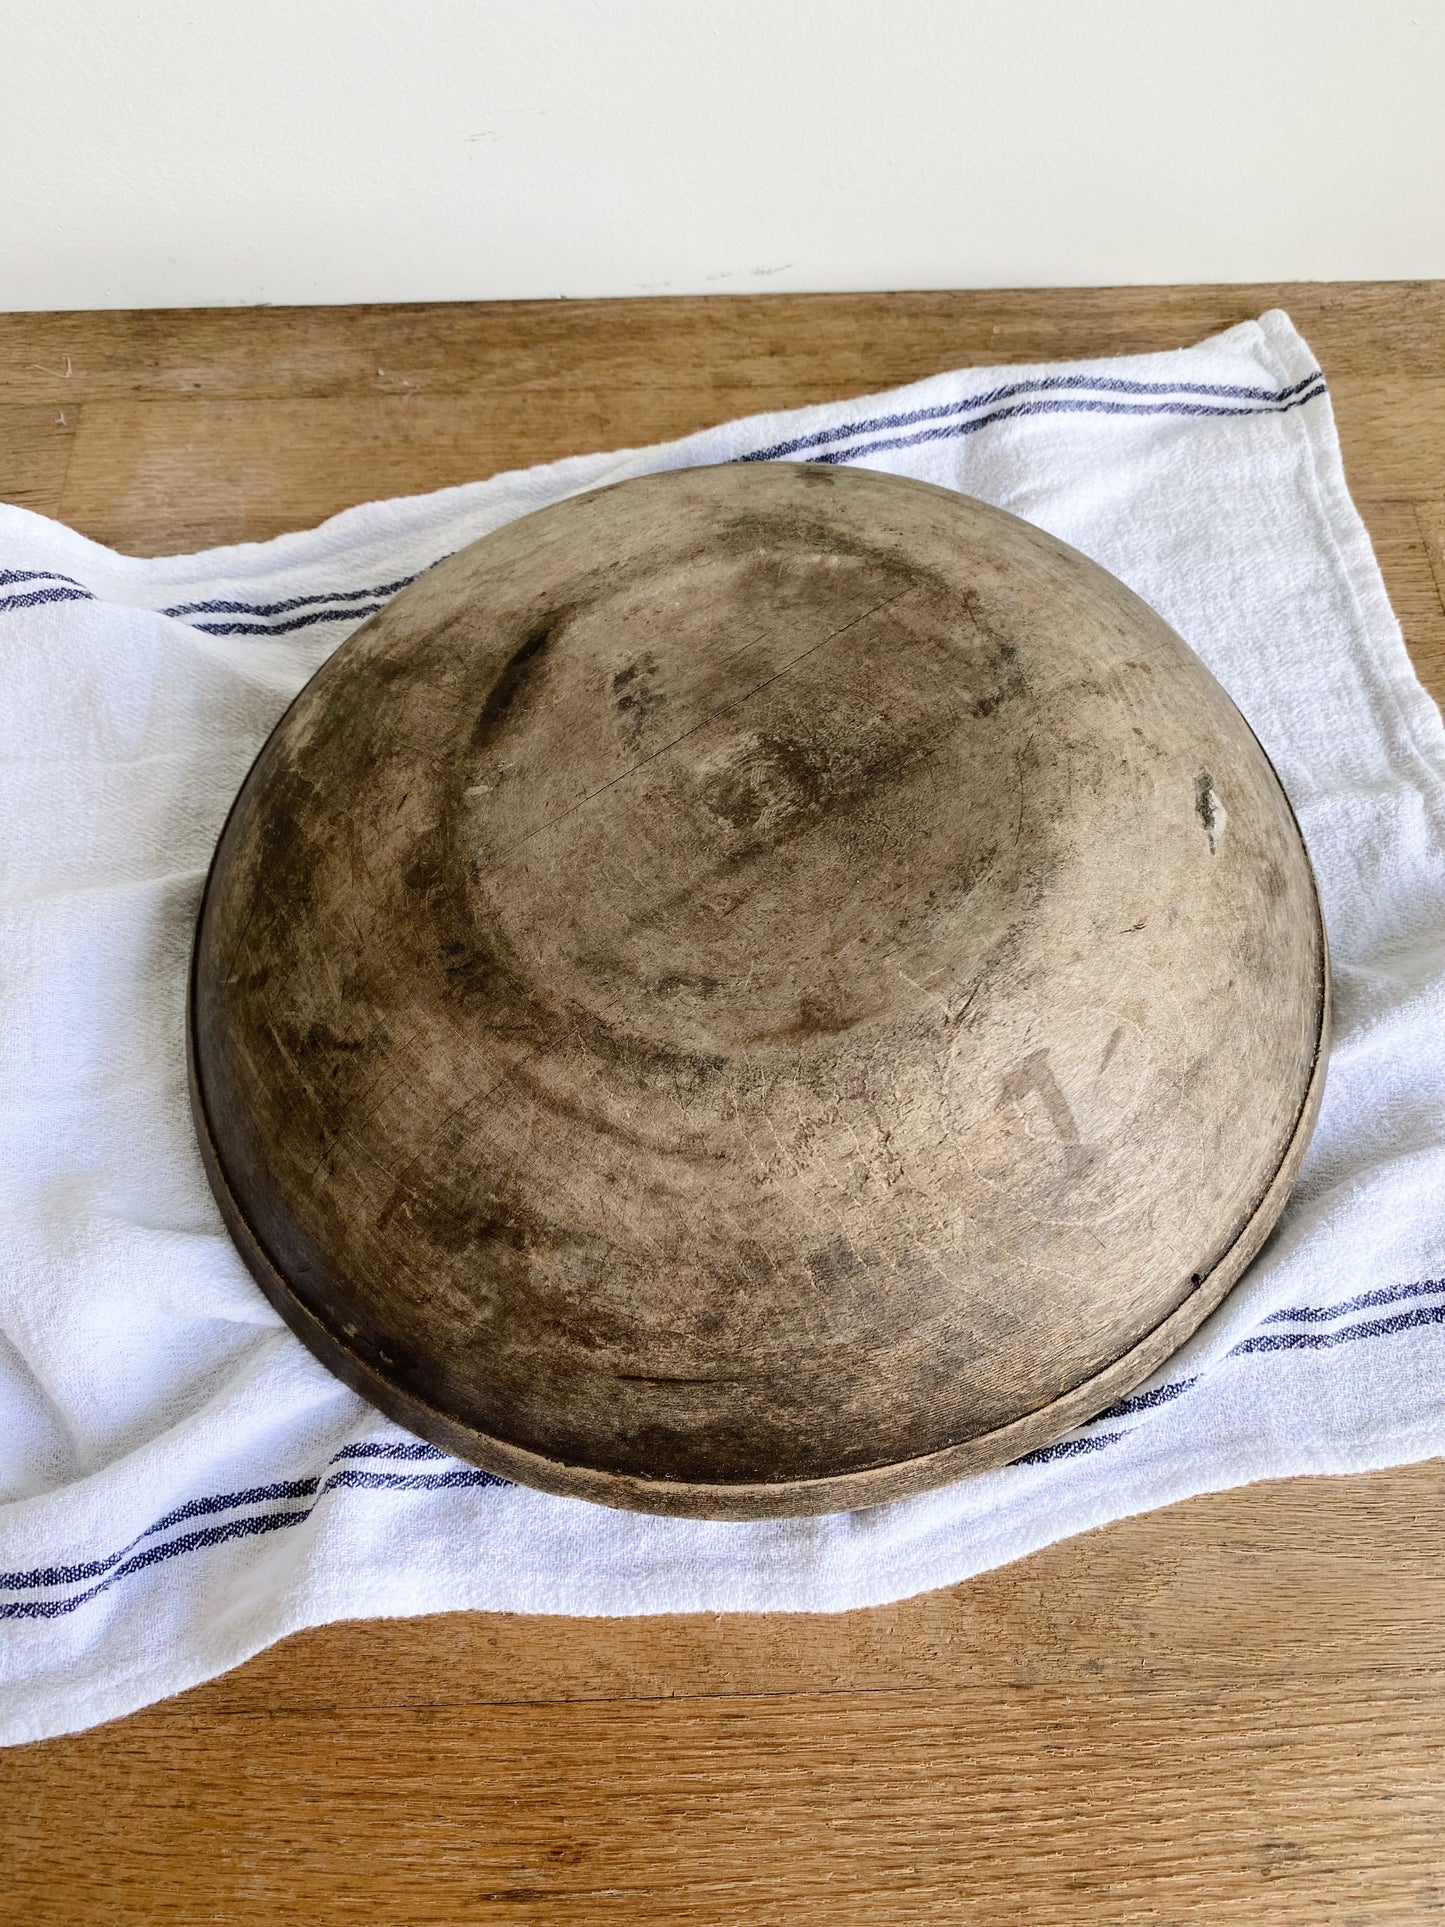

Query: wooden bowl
[188,463,1328,1518]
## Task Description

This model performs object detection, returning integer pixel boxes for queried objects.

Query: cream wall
[2,0,1441,311]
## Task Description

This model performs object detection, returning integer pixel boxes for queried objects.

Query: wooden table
[3,285,1444,1925]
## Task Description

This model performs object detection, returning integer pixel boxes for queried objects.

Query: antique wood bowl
[188,462,1329,1518]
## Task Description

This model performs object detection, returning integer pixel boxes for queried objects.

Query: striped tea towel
[2,309,1444,1748]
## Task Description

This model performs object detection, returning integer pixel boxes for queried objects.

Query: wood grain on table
[2,283,1444,1926]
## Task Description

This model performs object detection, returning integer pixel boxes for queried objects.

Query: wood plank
[58,394,650,553]
[0,402,76,518]
[1411,498,1445,709]
[4,282,1445,410]
[1326,378,1445,510]
[4,1682,1442,1924]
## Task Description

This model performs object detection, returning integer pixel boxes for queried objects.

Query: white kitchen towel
[2,309,1443,1748]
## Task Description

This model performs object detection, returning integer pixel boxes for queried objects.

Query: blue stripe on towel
[1233,1301,1445,1355]
[0,584,96,613]
[1088,1376,1200,1424]
[0,567,91,589]
[0,1466,509,1622]
[1010,1431,1126,1468]
[1260,1275,1445,1325]
[803,385,1327,468]
[0,1443,506,1619]
[183,602,388,637]
[160,573,421,620]
[742,370,1325,464]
